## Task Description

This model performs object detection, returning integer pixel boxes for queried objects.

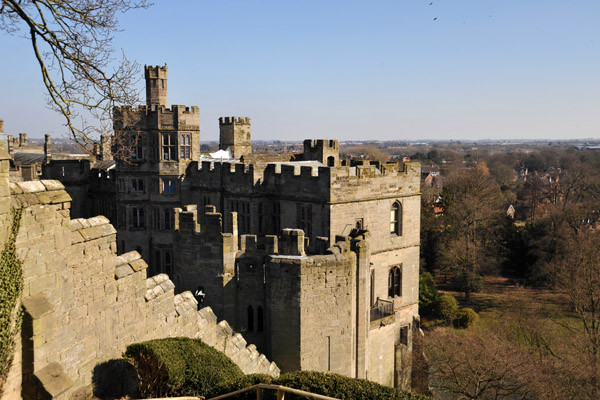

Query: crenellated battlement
[144,64,168,78]
[304,139,338,150]
[219,116,251,125]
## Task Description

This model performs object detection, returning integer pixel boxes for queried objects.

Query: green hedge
[438,294,459,323]
[208,371,430,400]
[455,307,479,328]
[124,337,243,398]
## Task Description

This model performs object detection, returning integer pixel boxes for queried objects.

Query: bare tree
[550,230,600,397]
[438,167,504,300]
[0,0,150,152]
[426,328,534,399]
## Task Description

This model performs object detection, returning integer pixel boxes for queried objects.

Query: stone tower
[145,64,168,108]
[303,139,340,167]
[219,117,252,159]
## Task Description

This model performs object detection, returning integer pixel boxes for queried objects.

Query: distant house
[506,204,515,219]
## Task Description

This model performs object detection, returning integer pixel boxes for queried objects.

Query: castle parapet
[279,229,306,256]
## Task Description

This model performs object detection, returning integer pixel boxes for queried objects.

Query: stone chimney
[44,134,52,164]
[19,133,27,147]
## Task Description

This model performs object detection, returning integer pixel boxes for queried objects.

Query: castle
[0,64,422,397]
[110,65,422,386]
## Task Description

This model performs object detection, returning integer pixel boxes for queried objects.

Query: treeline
[417,145,600,399]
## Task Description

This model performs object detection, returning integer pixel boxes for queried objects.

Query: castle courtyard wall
[0,178,278,400]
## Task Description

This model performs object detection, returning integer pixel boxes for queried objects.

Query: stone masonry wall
[1,179,278,400]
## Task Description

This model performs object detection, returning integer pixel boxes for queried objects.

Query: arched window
[247,305,254,332]
[257,306,264,332]
[390,202,402,236]
[388,265,402,297]
[327,156,335,167]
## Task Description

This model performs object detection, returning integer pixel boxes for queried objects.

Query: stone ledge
[34,362,73,398]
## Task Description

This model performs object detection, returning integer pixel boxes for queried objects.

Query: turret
[219,116,252,159]
[145,64,168,108]
[303,139,339,167]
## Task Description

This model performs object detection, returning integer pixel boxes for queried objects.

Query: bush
[206,374,274,400]
[438,294,459,323]
[450,271,483,294]
[124,337,243,398]
[419,272,440,317]
[207,371,430,400]
[455,308,479,328]
[274,371,429,400]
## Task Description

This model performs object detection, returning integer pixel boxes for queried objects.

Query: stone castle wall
[0,176,278,400]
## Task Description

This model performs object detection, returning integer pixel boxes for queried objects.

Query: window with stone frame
[272,202,280,234]
[388,265,402,298]
[247,305,254,332]
[117,178,126,193]
[131,207,145,229]
[258,203,266,234]
[152,208,160,229]
[164,250,173,275]
[297,203,312,237]
[162,133,177,161]
[180,134,191,160]
[131,177,145,193]
[390,201,402,236]
[161,177,177,194]
[231,200,250,234]
[163,208,172,230]
[131,134,143,160]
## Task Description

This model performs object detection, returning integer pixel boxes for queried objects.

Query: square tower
[145,64,168,108]
[219,116,252,158]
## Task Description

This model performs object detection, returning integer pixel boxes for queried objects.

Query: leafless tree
[0,0,150,154]
[426,328,534,399]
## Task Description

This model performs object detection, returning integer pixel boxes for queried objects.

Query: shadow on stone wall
[92,359,138,399]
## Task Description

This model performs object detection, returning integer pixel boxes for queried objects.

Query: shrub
[207,371,430,400]
[419,272,440,317]
[438,294,459,323]
[274,371,429,400]
[455,307,479,328]
[450,271,483,294]
[206,374,274,400]
[124,337,243,398]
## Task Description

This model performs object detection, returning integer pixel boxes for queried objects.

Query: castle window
[154,248,161,272]
[118,178,126,193]
[388,265,402,298]
[370,269,376,307]
[257,306,264,332]
[130,134,143,160]
[162,133,177,160]
[390,201,402,236]
[131,178,145,193]
[131,207,145,229]
[231,200,250,234]
[161,178,177,194]
[180,135,191,160]
[258,203,265,234]
[152,208,160,229]
[272,202,280,234]
[163,208,172,230]
[247,306,254,332]
[400,326,409,346]
[160,79,165,89]
[297,204,312,237]
[164,251,173,276]
[327,156,335,167]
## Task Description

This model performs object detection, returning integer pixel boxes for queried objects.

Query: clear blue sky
[1,1,599,141]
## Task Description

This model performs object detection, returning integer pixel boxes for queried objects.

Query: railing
[370,298,394,322]
[207,383,340,400]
